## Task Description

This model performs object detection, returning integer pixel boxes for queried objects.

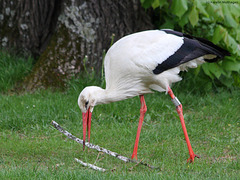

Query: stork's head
[78,86,99,113]
[78,86,104,150]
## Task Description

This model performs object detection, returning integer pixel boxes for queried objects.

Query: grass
[0,50,33,93]
[0,52,240,179]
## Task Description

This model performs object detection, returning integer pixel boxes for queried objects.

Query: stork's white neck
[94,87,127,105]
[80,85,144,110]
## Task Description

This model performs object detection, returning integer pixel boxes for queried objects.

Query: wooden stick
[75,158,106,172]
[51,120,158,169]
[51,121,129,162]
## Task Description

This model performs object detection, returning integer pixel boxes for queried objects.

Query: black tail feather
[161,29,230,61]
[191,36,230,60]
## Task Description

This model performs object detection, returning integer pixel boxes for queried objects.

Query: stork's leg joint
[140,95,147,114]
[140,105,147,114]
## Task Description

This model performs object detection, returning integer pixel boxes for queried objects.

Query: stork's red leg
[131,95,147,160]
[168,87,199,163]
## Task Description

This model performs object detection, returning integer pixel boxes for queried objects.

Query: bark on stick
[75,158,106,172]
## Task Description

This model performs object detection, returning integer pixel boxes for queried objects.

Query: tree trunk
[0,0,62,57]
[1,0,153,91]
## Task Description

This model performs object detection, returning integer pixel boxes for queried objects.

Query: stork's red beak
[82,108,92,150]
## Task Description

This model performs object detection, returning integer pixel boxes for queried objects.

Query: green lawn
[0,83,239,179]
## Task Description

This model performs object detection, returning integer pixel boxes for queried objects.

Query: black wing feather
[153,29,230,75]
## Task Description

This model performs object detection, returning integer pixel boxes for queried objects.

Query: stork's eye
[85,101,89,109]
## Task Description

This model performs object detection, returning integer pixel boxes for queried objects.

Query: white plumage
[78,29,229,162]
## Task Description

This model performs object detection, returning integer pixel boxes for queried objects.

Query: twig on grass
[94,152,101,165]
[51,120,158,169]
[75,158,106,172]
[129,158,144,171]
[51,121,129,162]
[94,152,104,165]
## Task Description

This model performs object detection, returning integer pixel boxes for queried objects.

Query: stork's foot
[187,154,200,163]
[131,153,138,160]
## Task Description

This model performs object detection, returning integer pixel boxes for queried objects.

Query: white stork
[78,29,230,162]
